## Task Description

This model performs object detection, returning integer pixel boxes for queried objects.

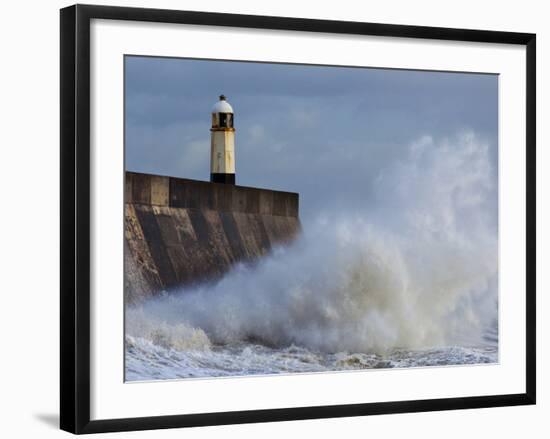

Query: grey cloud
[125,56,498,223]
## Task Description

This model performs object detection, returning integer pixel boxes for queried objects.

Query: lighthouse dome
[212,95,234,114]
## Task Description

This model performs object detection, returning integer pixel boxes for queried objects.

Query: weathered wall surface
[125,172,300,304]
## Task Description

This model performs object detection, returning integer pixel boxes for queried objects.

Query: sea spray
[126,132,498,371]
[126,307,211,351]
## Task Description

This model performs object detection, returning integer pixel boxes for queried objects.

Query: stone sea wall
[125,172,300,304]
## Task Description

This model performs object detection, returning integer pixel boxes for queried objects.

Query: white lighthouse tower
[210,95,235,184]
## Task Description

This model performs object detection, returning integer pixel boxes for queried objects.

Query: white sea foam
[125,132,498,378]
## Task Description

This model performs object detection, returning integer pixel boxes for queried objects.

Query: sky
[125,56,498,223]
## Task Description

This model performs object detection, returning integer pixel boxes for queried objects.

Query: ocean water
[125,133,498,381]
[125,336,497,381]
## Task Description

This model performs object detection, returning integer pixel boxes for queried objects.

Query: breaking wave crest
[126,132,498,357]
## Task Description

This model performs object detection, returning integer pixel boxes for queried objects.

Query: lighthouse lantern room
[210,95,236,184]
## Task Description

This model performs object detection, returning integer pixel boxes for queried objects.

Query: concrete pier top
[126,171,299,218]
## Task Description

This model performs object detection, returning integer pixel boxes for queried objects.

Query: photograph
[123,56,499,382]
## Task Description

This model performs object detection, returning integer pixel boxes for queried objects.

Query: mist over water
[126,132,498,380]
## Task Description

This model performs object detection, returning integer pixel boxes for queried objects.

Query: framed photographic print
[60,4,536,434]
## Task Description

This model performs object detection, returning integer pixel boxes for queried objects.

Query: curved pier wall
[125,172,300,304]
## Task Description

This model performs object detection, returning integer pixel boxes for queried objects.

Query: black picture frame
[60,4,536,434]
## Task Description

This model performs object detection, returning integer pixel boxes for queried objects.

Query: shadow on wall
[34,413,59,430]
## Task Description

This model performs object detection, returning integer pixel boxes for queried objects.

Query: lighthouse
[210,95,235,184]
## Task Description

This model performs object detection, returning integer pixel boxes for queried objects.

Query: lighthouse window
[219,113,233,128]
